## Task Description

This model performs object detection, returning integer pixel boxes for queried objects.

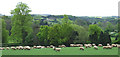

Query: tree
[89,24,103,44]
[70,24,88,44]
[37,25,50,46]
[11,2,33,43]
[105,21,114,32]
[99,31,111,45]
[1,19,9,43]
[89,24,103,37]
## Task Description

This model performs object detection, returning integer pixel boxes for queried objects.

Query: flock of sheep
[0,43,120,52]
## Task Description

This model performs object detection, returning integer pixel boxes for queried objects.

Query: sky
[0,0,120,16]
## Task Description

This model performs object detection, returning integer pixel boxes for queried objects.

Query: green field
[2,47,118,55]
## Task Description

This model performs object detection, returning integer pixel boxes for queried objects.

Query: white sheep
[117,45,120,48]
[108,46,112,49]
[112,44,117,47]
[33,46,37,48]
[24,46,31,50]
[70,44,74,47]
[36,46,41,49]
[98,44,102,47]
[6,47,10,50]
[16,46,20,50]
[19,46,24,50]
[79,47,84,50]
[11,46,16,50]
[55,48,61,52]
[94,46,98,50]
[0,47,5,50]
[107,43,110,46]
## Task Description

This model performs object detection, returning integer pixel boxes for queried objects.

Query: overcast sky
[0,0,120,16]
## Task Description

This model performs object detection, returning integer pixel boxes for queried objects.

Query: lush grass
[2,47,118,55]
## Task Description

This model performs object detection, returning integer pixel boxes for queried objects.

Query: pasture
[2,47,118,55]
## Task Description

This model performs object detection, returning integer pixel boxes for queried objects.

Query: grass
[2,47,118,55]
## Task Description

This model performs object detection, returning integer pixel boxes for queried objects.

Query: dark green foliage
[1,19,9,43]
[99,31,111,45]
[10,2,33,43]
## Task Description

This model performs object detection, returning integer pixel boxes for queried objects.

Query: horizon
[0,0,120,16]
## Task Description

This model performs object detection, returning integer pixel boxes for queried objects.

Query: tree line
[1,2,120,46]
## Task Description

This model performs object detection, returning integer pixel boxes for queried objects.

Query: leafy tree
[1,19,9,43]
[70,24,88,44]
[99,31,111,45]
[10,2,33,43]
[37,25,50,46]
[89,24,103,37]
[105,22,114,32]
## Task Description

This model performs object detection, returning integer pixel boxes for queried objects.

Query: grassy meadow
[2,47,118,55]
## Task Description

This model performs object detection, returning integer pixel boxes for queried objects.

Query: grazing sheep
[16,46,20,50]
[11,47,16,50]
[98,44,102,47]
[80,47,84,50]
[59,45,66,48]
[103,46,108,49]
[53,47,56,50]
[94,46,98,50]
[41,46,45,48]
[36,46,41,49]
[108,46,112,49]
[24,46,31,50]
[19,46,24,50]
[92,44,96,46]
[70,44,74,47]
[47,46,50,48]
[0,47,5,50]
[55,48,61,52]
[85,45,89,48]
[112,44,117,47]
[117,45,120,48]
[50,45,54,48]
[107,43,110,46]
[33,46,37,48]
[53,47,61,52]
[6,47,10,50]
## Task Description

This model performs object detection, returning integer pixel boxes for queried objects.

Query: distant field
[2,47,118,55]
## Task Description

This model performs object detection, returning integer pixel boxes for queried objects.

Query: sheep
[16,46,20,50]
[98,44,102,47]
[76,44,81,47]
[41,46,45,48]
[50,45,54,48]
[36,46,41,49]
[103,46,112,49]
[6,47,10,50]
[107,43,110,46]
[0,47,5,50]
[59,45,66,48]
[94,46,98,50]
[112,44,117,47]
[11,46,16,50]
[19,46,24,50]
[47,46,50,48]
[53,46,56,50]
[79,47,84,50]
[33,46,37,49]
[85,45,89,48]
[70,44,74,47]
[108,46,112,49]
[117,45,120,48]
[80,44,83,47]
[92,44,96,46]
[88,44,92,48]
[24,46,31,50]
